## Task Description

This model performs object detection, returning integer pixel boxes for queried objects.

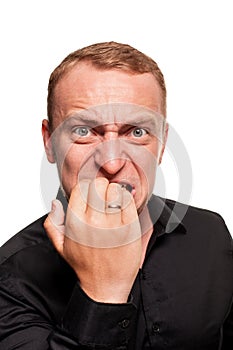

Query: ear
[42,119,56,163]
[158,122,169,165]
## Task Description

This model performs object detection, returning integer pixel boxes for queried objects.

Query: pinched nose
[94,139,127,175]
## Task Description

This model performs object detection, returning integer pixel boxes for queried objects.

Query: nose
[94,139,126,175]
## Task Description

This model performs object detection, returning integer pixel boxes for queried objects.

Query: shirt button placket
[152,323,160,334]
[119,319,130,329]
[140,269,147,281]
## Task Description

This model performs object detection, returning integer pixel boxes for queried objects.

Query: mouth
[119,183,133,193]
[110,181,136,196]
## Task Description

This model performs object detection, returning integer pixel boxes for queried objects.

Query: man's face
[43,62,167,213]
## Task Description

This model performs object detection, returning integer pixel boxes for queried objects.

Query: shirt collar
[147,195,187,237]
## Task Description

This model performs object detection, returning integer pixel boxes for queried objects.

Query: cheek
[138,159,157,193]
[55,144,86,190]
[149,137,162,158]
[131,146,158,193]
[62,148,82,174]
[145,143,161,189]
[133,140,159,172]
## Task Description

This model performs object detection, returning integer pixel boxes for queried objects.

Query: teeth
[120,183,133,193]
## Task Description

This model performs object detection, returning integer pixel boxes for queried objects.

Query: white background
[0,0,232,245]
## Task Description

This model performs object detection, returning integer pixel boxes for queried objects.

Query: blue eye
[132,128,147,137]
[73,126,91,137]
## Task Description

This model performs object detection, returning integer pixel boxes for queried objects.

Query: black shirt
[0,195,232,349]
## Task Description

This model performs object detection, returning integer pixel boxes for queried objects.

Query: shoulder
[0,214,73,291]
[0,215,75,323]
[0,214,50,265]
[164,197,232,244]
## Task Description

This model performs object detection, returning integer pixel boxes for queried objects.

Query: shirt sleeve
[221,233,233,350]
[222,296,233,349]
[0,269,137,349]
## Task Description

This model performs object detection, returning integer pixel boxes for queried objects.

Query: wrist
[80,283,131,304]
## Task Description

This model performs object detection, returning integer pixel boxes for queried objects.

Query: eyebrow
[64,111,164,129]
[60,115,100,132]
[126,115,157,127]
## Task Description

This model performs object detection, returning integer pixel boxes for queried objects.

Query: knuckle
[95,177,109,186]
[108,182,120,191]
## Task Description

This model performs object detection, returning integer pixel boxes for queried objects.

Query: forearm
[0,279,136,349]
[59,283,136,347]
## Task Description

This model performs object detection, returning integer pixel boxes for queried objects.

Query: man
[0,41,232,349]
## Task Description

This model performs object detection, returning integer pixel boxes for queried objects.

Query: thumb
[44,199,65,255]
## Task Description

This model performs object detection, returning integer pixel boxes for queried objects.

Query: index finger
[68,179,91,215]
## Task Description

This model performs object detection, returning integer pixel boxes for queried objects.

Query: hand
[44,178,142,303]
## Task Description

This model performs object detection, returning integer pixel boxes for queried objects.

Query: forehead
[53,62,163,124]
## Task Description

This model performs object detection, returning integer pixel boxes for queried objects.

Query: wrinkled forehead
[58,103,166,132]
